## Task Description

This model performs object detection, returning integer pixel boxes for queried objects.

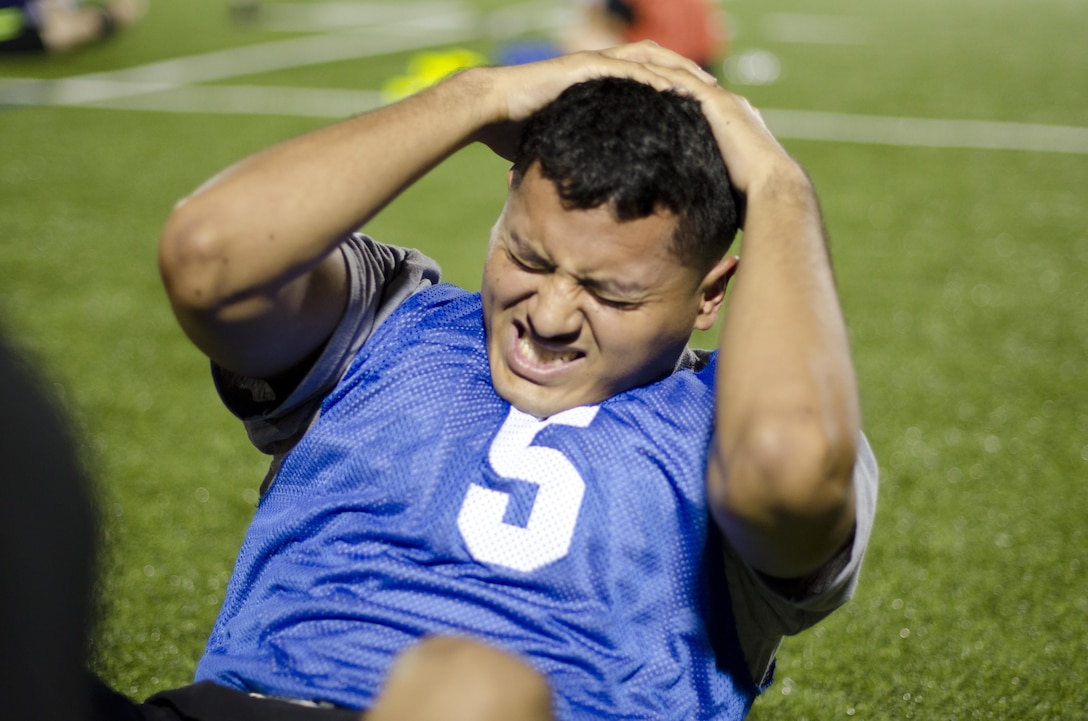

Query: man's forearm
[160,69,497,313]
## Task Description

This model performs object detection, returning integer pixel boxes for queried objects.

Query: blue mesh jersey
[196,283,763,719]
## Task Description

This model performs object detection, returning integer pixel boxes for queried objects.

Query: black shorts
[93,678,363,721]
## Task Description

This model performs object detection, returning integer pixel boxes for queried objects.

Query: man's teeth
[519,335,578,365]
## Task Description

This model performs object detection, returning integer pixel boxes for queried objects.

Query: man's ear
[694,255,739,331]
[507,167,515,189]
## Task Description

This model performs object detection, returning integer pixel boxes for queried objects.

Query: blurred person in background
[0,0,145,53]
[499,0,727,71]
[566,0,727,69]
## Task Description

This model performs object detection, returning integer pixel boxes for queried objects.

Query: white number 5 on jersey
[457,405,599,572]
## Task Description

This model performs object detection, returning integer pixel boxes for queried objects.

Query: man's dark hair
[511,77,742,271]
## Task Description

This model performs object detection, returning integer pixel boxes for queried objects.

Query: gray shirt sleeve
[212,234,441,460]
[724,431,879,686]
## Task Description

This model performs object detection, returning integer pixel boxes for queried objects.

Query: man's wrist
[745,160,812,204]
[441,66,508,135]
[738,163,826,251]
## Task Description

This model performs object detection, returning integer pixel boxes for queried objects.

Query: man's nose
[527,276,582,341]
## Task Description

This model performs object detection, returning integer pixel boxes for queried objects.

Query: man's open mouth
[517,333,581,366]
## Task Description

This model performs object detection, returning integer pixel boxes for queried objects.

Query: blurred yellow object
[0,10,25,43]
[382,48,488,104]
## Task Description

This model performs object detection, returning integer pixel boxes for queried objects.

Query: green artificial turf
[1,0,1085,716]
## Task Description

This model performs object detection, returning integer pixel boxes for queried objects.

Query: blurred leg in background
[0,332,100,721]
[0,0,146,53]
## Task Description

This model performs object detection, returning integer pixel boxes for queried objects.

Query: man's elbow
[709,415,858,577]
[159,200,232,315]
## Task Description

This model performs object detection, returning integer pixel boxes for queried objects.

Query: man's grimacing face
[482,164,736,419]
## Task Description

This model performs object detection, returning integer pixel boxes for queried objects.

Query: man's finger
[600,41,718,86]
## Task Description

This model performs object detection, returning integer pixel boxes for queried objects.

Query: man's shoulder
[344,234,442,314]
[367,282,480,340]
[675,346,715,373]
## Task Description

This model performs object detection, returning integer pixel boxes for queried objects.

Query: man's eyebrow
[508,230,645,298]
[507,232,550,264]
[580,275,647,299]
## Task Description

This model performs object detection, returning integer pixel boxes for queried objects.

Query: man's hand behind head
[469,41,719,161]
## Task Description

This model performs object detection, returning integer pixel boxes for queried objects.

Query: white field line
[762,110,1088,155]
[4,77,1086,155]
[77,21,479,86]
[16,81,1078,155]
[83,84,385,118]
[0,78,176,106]
[0,0,565,107]
[0,25,474,107]
[0,3,1084,154]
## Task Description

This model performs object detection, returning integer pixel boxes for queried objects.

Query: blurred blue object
[494,39,563,65]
